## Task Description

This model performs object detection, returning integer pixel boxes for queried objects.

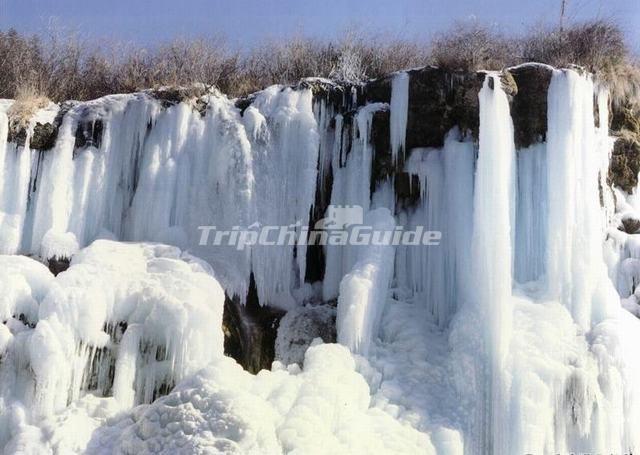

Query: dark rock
[47,256,70,276]
[149,85,209,107]
[364,75,392,104]
[7,101,74,151]
[370,109,394,191]
[507,65,553,149]
[235,95,256,115]
[74,118,103,149]
[18,313,36,329]
[223,274,285,374]
[611,103,640,136]
[274,304,336,366]
[148,86,212,116]
[6,124,27,147]
[608,132,640,193]
[404,67,484,150]
[395,172,421,209]
[619,218,640,234]
[499,70,518,97]
[300,79,350,110]
[30,122,58,150]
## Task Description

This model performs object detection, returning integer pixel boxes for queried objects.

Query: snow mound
[86,343,433,455]
[0,239,226,445]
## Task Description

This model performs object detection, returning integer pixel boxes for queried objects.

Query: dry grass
[429,21,515,71]
[7,85,50,131]
[0,19,637,104]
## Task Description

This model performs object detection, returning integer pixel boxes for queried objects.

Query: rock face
[74,118,104,149]
[30,122,58,150]
[608,101,640,193]
[366,67,484,150]
[222,275,284,374]
[4,65,638,378]
[507,65,553,149]
[609,133,640,193]
[275,304,336,366]
[46,256,71,276]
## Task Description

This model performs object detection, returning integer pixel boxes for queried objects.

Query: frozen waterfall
[0,67,639,454]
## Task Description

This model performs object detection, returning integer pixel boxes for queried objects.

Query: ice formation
[336,208,396,356]
[0,66,639,454]
[390,71,409,163]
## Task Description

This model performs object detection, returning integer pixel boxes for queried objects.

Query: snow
[8,343,434,454]
[40,229,79,259]
[0,239,226,449]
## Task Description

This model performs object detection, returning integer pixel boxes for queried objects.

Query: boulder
[274,304,336,366]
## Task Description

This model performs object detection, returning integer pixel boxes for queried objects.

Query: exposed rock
[363,66,483,212]
[611,103,640,135]
[47,256,71,276]
[30,122,58,150]
[6,124,27,147]
[74,118,104,149]
[235,94,256,114]
[148,85,213,116]
[405,67,483,149]
[370,109,393,189]
[619,218,640,234]
[609,131,640,193]
[499,70,518,97]
[274,304,336,366]
[395,172,421,209]
[507,64,553,149]
[149,85,208,106]
[300,78,355,110]
[364,74,392,105]
[222,274,284,374]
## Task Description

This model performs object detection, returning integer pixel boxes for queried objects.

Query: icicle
[469,73,516,454]
[400,128,474,327]
[514,143,547,283]
[390,71,409,164]
[322,102,388,301]
[336,208,396,356]
[546,70,616,328]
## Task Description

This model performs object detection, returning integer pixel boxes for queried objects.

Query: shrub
[0,19,636,103]
[429,20,515,71]
[7,85,50,132]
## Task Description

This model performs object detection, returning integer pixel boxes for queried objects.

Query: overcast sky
[1,0,638,52]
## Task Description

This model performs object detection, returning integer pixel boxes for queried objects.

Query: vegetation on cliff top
[0,19,637,106]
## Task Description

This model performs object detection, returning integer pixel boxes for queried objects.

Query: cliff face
[0,64,633,371]
[1,65,640,454]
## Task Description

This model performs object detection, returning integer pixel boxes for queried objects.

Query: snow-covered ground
[0,67,639,453]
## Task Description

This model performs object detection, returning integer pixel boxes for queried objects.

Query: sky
[0,0,638,52]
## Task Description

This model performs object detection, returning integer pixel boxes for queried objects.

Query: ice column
[470,73,516,453]
[390,71,409,163]
[546,69,616,328]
